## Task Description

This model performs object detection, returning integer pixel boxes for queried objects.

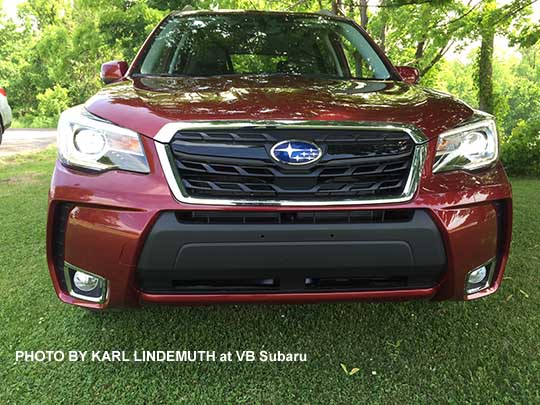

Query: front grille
[168,128,416,201]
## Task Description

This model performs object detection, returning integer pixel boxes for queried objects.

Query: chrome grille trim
[154,121,428,206]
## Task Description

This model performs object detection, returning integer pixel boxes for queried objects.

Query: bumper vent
[51,203,74,291]
[175,209,415,225]
[149,276,409,293]
[305,276,408,290]
[171,278,279,292]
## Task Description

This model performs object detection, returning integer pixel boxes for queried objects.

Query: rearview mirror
[395,66,420,85]
[101,61,129,84]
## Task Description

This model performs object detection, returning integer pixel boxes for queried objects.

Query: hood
[85,75,474,140]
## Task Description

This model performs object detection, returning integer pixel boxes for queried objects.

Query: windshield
[137,14,392,80]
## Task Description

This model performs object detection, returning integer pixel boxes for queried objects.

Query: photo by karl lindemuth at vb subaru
[47,10,512,309]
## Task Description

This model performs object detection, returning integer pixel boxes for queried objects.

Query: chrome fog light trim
[465,259,496,295]
[64,262,108,303]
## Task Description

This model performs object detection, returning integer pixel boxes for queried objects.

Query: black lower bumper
[136,210,447,294]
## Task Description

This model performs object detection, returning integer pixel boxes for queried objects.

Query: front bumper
[47,137,512,309]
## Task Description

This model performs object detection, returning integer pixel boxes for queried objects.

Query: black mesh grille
[175,209,415,225]
[168,128,415,201]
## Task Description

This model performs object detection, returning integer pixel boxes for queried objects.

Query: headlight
[57,105,149,173]
[433,118,498,173]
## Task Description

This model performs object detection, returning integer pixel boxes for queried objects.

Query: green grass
[1,149,539,404]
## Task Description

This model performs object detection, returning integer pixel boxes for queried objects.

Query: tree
[367,0,475,84]
[477,0,496,113]
[474,0,537,114]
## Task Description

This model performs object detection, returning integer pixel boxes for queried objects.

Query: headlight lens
[57,106,149,173]
[433,119,498,173]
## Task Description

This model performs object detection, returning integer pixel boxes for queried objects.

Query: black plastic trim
[137,209,447,294]
[51,203,74,292]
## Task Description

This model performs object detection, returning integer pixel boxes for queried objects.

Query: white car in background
[0,87,13,145]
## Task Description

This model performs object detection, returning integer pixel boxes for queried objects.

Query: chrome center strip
[153,121,428,207]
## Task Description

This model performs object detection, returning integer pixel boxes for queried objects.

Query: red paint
[396,66,420,84]
[46,11,513,309]
[100,61,129,84]
[140,287,438,306]
[85,76,473,141]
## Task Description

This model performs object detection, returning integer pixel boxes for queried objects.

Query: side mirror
[395,66,420,85]
[100,61,129,84]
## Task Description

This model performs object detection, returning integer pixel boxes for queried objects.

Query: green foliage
[501,119,540,176]
[368,0,474,77]
[34,85,70,127]
[0,0,167,127]
[436,58,476,107]
[96,1,164,61]
[494,47,540,137]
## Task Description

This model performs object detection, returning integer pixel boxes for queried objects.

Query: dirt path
[0,129,56,157]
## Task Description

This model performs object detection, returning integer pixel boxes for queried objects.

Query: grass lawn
[1,149,539,404]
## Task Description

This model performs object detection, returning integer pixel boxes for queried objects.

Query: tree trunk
[415,40,425,61]
[478,29,494,113]
[379,22,386,52]
[359,0,369,28]
[478,0,496,114]
[377,0,387,51]
[332,0,344,15]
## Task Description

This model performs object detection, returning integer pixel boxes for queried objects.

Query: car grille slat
[169,128,415,201]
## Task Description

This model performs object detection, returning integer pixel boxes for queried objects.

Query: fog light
[64,262,107,303]
[73,271,99,292]
[468,267,487,285]
[466,260,495,295]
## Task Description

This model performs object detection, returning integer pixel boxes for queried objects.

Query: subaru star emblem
[270,140,323,166]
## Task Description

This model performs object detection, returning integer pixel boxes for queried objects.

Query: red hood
[85,75,474,140]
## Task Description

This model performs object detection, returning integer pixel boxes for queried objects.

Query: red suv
[47,10,512,309]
